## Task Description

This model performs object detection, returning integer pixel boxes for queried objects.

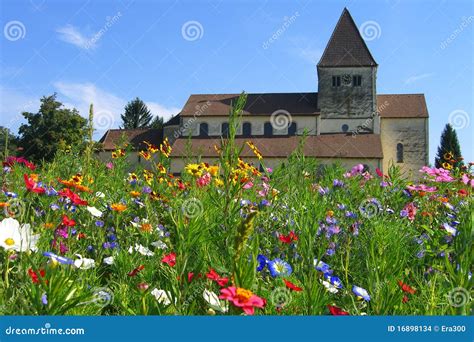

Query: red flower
[219,286,265,315]
[206,268,229,287]
[458,189,468,197]
[375,167,384,178]
[23,174,45,194]
[161,252,176,267]
[283,278,303,292]
[398,280,416,295]
[402,295,409,303]
[59,188,88,206]
[28,268,46,284]
[187,272,194,283]
[128,265,145,277]
[279,231,298,244]
[327,304,349,316]
[62,215,76,227]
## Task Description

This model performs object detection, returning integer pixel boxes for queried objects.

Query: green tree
[120,97,154,129]
[435,123,463,169]
[149,115,164,129]
[17,94,88,163]
[0,126,18,158]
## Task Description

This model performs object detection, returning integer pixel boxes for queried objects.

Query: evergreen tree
[120,97,153,129]
[149,115,164,129]
[435,123,463,169]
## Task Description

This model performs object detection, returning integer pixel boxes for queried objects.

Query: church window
[353,75,362,86]
[396,143,404,163]
[199,122,208,137]
[332,76,341,87]
[264,122,273,136]
[242,122,252,137]
[221,122,229,138]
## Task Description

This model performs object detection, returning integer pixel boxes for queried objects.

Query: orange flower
[0,202,10,208]
[43,222,55,229]
[111,203,127,212]
[140,223,152,233]
[130,191,140,197]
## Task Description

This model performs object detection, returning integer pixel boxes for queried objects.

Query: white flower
[95,192,105,198]
[74,254,96,269]
[103,256,114,265]
[150,288,173,306]
[203,289,228,313]
[86,206,103,217]
[0,217,39,252]
[321,280,339,294]
[128,243,154,256]
[150,240,167,250]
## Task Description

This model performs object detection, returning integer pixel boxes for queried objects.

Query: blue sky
[1,0,472,163]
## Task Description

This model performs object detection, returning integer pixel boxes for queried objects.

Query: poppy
[206,268,229,287]
[62,215,76,227]
[327,305,349,315]
[128,265,145,277]
[283,279,303,292]
[279,231,298,244]
[161,252,176,267]
[398,280,416,295]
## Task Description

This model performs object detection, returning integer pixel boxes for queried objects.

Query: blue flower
[324,273,343,289]
[41,293,48,305]
[333,179,344,187]
[352,285,370,301]
[95,220,104,227]
[267,258,292,277]
[314,259,331,273]
[256,254,269,271]
[43,252,73,265]
[3,191,17,198]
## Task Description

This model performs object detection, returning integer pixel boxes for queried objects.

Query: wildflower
[151,288,174,305]
[0,217,39,252]
[23,174,45,194]
[268,258,292,277]
[73,254,96,269]
[219,286,265,315]
[62,215,76,227]
[128,243,154,256]
[398,280,416,295]
[105,162,114,169]
[59,188,88,206]
[327,305,349,315]
[256,254,269,272]
[400,202,417,222]
[111,203,127,212]
[161,252,176,267]
[206,268,229,287]
[314,259,331,273]
[128,265,145,277]
[28,268,46,284]
[352,285,370,301]
[283,279,303,291]
[137,282,149,291]
[139,150,152,160]
[441,222,457,236]
[103,256,114,265]
[323,273,343,289]
[203,289,228,313]
[246,141,263,160]
[86,206,102,217]
[43,252,74,265]
[279,231,298,244]
[321,279,339,293]
[41,293,48,305]
[196,173,211,187]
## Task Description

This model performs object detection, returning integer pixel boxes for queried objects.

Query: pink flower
[407,184,437,192]
[219,286,265,315]
[461,174,474,188]
[419,166,454,182]
[402,202,417,222]
[344,164,365,178]
[196,173,211,187]
[242,181,253,189]
[105,162,114,169]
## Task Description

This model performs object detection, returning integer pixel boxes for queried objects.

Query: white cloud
[56,25,95,50]
[0,86,39,133]
[404,73,434,85]
[146,102,180,122]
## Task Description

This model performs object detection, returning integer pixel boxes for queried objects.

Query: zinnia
[219,286,265,315]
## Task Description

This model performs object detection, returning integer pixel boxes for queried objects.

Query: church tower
[317,8,378,133]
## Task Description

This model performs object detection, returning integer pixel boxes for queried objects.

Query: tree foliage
[0,126,18,158]
[435,123,463,169]
[17,94,88,163]
[120,97,154,129]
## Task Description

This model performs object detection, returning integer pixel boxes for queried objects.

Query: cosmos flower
[0,218,39,252]
[267,258,292,277]
[219,286,265,315]
[352,285,370,301]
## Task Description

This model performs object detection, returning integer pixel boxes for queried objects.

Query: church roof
[318,8,377,67]
[179,93,428,118]
[170,134,383,159]
[98,128,163,151]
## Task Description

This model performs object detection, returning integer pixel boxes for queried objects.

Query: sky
[0,0,473,163]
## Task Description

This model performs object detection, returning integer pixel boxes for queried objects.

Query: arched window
[288,122,297,136]
[199,122,208,137]
[221,122,229,138]
[242,122,252,137]
[264,122,273,137]
[396,143,404,163]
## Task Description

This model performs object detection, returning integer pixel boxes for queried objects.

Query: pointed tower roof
[318,8,377,67]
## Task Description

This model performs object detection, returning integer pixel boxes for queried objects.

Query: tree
[0,126,19,158]
[17,94,88,163]
[120,97,154,129]
[149,115,164,129]
[435,123,463,169]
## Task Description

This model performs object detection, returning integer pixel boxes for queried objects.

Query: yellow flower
[130,191,141,197]
[156,163,167,174]
[208,165,219,176]
[443,152,454,160]
[185,164,202,177]
[442,162,453,170]
[139,150,152,160]
[214,178,224,187]
[111,203,127,212]
[246,141,263,160]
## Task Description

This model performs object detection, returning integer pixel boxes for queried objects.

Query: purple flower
[41,293,48,305]
[333,179,344,187]
[95,220,104,227]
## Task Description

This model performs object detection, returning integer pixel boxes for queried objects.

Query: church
[99,8,429,177]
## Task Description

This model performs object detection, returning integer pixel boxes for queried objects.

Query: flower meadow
[0,100,472,316]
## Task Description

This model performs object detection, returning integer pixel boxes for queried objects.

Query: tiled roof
[170,134,383,159]
[377,94,428,118]
[318,8,377,67]
[98,128,163,151]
